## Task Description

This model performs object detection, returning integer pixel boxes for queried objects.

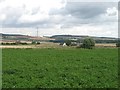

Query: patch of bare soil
[95,43,116,47]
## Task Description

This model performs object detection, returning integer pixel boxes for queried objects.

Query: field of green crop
[2,48,118,88]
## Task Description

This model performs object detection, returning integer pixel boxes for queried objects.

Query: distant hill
[0,33,54,41]
[0,33,118,43]
[0,33,26,36]
[50,35,118,43]
[50,35,117,40]
[51,35,88,39]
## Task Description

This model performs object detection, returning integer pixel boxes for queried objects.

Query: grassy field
[2,48,118,88]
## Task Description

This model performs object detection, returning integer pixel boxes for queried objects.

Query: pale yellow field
[0,42,61,48]
[95,43,116,47]
[0,43,117,48]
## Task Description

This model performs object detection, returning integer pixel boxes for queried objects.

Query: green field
[2,48,118,88]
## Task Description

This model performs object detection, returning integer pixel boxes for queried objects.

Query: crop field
[2,48,118,88]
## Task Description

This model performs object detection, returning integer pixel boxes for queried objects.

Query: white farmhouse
[63,43,67,46]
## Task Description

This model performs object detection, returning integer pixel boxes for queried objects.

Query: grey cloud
[66,3,104,19]
[1,2,118,29]
[49,2,118,28]
[2,20,52,28]
[67,2,117,18]
[31,7,40,15]
[1,7,24,28]
[50,2,117,18]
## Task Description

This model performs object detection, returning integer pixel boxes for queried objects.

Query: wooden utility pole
[36,27,38,37]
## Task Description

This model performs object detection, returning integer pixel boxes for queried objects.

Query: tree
[116,41,120,47]
[32,41,36,44]
[65,40,72,46]
[81,37,95,49]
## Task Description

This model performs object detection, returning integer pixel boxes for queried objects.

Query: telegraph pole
[36,27,38,37]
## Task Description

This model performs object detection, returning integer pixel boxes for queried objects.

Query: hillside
[0,33,118,44]
[0,33,54,43]
[50,35,118,43]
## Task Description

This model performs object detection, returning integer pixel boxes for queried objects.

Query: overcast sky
[0,0,118,37]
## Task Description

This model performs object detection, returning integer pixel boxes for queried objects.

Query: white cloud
[0,0,66,25]
[18,13,49,23]
[1,21,118,38]
[0,14,6,21]
[0,1,118,38]
[106,7,118,16]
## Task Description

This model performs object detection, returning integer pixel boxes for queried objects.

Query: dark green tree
[116,39,120,47]
[37,41,40,44]
[32,41,36,44]
[81,37,95,49]
[65,40,72,46]
[116,41,120,47]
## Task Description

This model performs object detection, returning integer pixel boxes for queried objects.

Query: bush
[116,42,120,47]
[5,43,12,45]
[37,42,40,44]
[21,43,28,45]
[80,37,95,49]
[32,41,36,44]
[59,43,64,45]
[1,42,28,45]
[1,43,5,45]
[71,42,77,46]
[11,43,17,45]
